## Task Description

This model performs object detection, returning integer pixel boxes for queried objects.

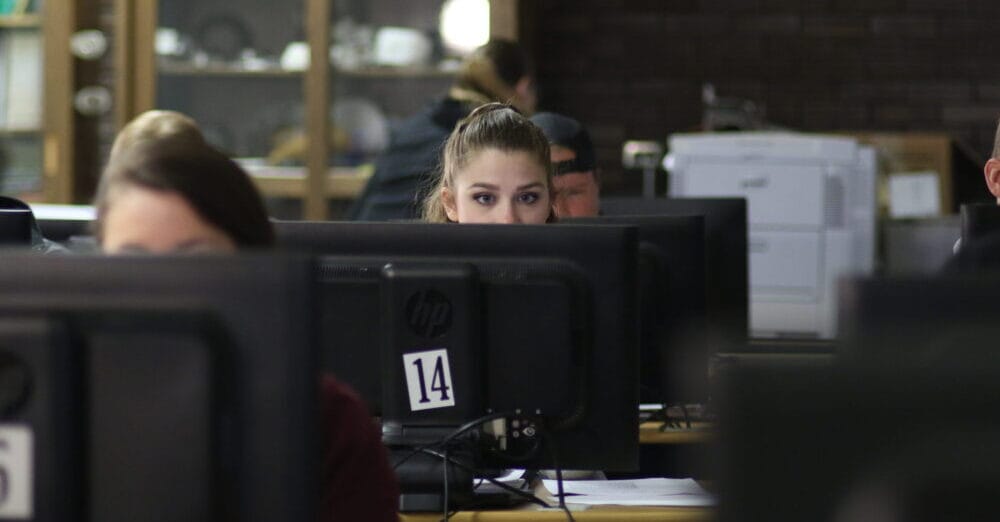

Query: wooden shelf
[0,128,40,137]
[0,14,40,28]
[245,165,371,200]
[334,65,455,79]
[158,62,454,79]
[158,62,303,78]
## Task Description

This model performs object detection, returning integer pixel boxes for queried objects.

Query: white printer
[665,132,876,338]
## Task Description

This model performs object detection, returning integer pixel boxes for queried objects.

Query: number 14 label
[403,349,456,412]
[0,425,33,519]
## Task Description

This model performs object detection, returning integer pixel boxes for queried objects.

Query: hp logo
[406,290,453,338]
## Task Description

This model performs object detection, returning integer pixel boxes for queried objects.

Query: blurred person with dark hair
[108,110,205,164]
[349,39,536,221]
[96,136,399,521]
[96,138,272,252]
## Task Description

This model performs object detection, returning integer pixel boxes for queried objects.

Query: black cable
[391,443,432,471]
[392,410,517,471]
[533,422,577,522]
[440,411,514,446]
[420,448,549,508]
[391,411,575,519]
[555,467,575,522]
[391,411,526,519]
[390,438,442,472]
[551,459,575,521]
[442,445,450,522]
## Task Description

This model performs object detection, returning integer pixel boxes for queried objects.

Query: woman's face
[101,185,237,254]
[443,148,551,224]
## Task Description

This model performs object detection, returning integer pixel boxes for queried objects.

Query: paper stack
[540,477,715,507]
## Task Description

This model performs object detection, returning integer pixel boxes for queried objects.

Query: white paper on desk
[567,496,715,507]
[472,469,531,495]
[483,468,528,487]
[541,477,715,507]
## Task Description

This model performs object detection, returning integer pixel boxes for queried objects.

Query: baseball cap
[530,112,596,175]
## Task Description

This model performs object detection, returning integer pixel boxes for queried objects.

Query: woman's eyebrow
[468,182,500,190]
[517,182,545,191]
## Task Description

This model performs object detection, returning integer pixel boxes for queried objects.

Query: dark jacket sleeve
[320,374,400,522]
[348,98,469,221]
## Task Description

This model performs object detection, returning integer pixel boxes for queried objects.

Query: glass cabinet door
[0,3,44,200]
[151,0,310,217]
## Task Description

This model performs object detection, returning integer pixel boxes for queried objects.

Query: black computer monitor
[724,275,1000,521]
[599,197,748,352]
[565,215,708,405]
[0,208,33,245]
[838,275,1000,367]
[718,362,1000,522]
[0,254,319,522]
[276,221,639,473]
[34,218,91,243]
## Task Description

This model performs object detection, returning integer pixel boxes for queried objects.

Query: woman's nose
[496,202,520,224]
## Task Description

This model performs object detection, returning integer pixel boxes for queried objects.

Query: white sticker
[402,348,456,412]
[0,424,33,519]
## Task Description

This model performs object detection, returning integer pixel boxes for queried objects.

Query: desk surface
[638,422,713,445]
[400,506,712,521]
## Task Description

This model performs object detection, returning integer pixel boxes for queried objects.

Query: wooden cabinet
[117,0,519,220]
[0,1,75,203]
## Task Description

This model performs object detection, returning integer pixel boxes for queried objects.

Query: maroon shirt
[321,374,400,521]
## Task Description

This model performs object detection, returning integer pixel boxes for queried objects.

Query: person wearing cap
[530,112,601,218]
[348,39,537,221]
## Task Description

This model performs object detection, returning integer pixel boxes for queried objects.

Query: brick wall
[527,0,1000,193]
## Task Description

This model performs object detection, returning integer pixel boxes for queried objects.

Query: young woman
[95,136,399,521]
[423,102,555,224]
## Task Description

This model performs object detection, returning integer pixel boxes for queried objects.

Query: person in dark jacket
[348,39,536,221]
[944,231,1000,273]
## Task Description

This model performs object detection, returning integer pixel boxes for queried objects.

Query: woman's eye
[473,193,495,205]
[518,192,540,204]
